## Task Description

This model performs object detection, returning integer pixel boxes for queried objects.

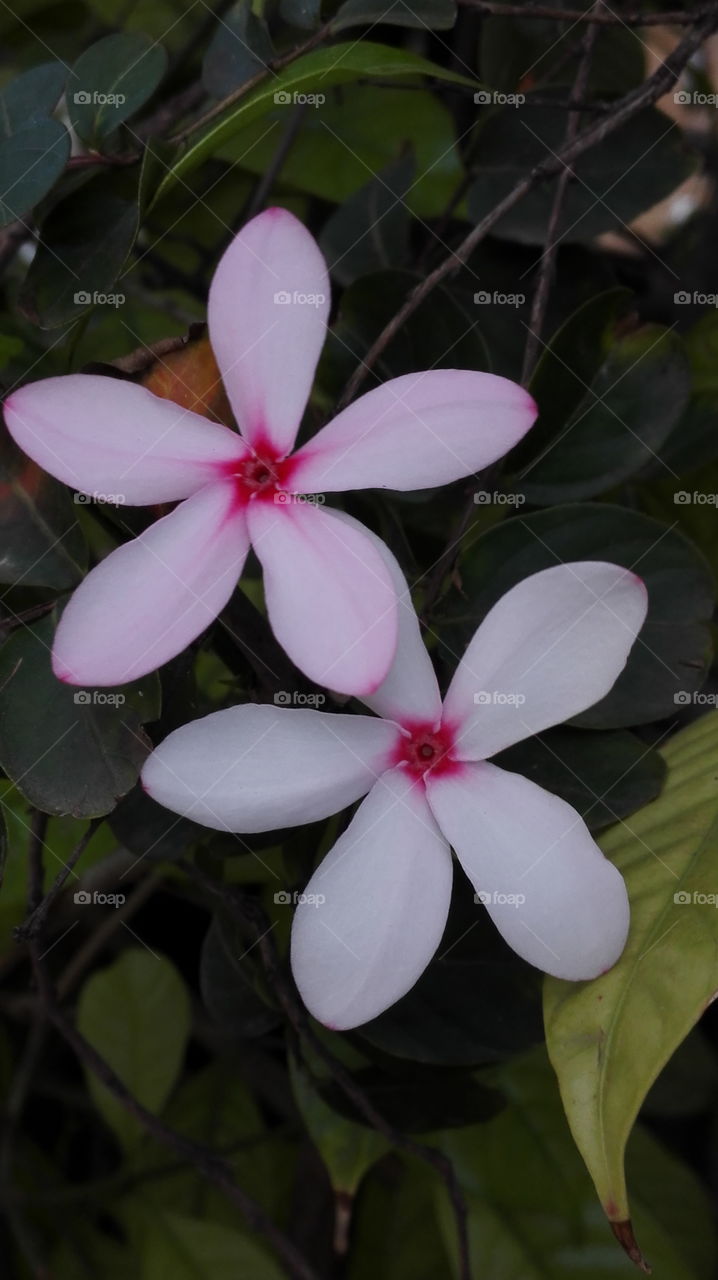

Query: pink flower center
[226,449,297,504]
[396,722,457,779]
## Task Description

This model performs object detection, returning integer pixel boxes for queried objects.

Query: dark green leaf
[0,416,87,588]
[0,61,65,132]
[109,784,203,862]
[137,1212,285,1280]
[20,168,140,329]
[199,913,280,1039]
[202,1,273,98]
[319,151,415,287]
[440,504,714,728]
[68,33,168,144]
[331,0,457,33]
[0,611,161,817]
[468,96,694,245]
[0,118,69,228]
[280,0,322,28]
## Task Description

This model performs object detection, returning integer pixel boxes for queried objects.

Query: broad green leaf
[137,1211,284,1280]
[0,117,69,228]
[331,0,457,33]
[0,61,65,130]
[67,33,168,144]
[516,326,691,502]
[0,416,87,588]
[434,1049,716,1279]
[77,948,190,1151]
[20,167,141,329]
[199,913,280,1039]
[469,96,694,245]
[440,504,714,728]
[202,1,273,98]
[291,1055,390,1194]
[319,151,415,286]
[217,84,462,218]
[544,712,718,1228]
[0,612,160,818]
[348,1160,452,1280]
[153,43,475,205]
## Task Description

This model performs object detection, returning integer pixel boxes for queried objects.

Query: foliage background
[2,1,718,1277]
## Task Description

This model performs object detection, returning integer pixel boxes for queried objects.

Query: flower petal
[425,761,629,980]
[444,562,648,760]
[4,374,246,504]
[207,207,330,457]
[288,370,537,492]
[142,704,400,832]
[53,480,248,686]
[247,499,398,697]
[291,767,453,1029]
[338,514,441,727]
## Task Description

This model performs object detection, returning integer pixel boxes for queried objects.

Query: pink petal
[291,768,453,1029]
[426,762,630,980]
[340,513,441,727]
[53,480,248,686]
[142,704,400,832]
[444,562,648,761]
[207,208,330,457]
[247,499,398,697]
[288,370,537,492]
[4,374,247,504]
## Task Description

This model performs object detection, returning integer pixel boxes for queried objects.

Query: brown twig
[520,2,602,384]
[457,0,716,23]
[15,817,104,942]
[337,9,718,408]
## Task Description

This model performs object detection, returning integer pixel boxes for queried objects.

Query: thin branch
[458,0,716,24]
[521,2,601,384]
[15,818,104,942]
[337,9,718,408]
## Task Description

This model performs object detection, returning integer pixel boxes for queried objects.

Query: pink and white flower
[3,208,536,696]
[141,527,648,1030]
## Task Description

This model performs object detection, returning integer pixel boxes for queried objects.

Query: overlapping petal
[53,480,248,686]
[208,207,330,457]
[141,704,400,832]
[291,767,453,1029]
[247,499,398,697]
[443,562,648,760]
[4,374,246,504]
[425,761,630,980]
[288,370,537,493]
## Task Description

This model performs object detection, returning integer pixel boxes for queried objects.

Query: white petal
[207,207,330,457]
[4,374,246,504]
[291,768,453,1029]
[426,762,630,980]
[53,480,248,686]
[289,369,537,492]
[247,499,397,697]
[444,562,648,760]
[142,704,401,832]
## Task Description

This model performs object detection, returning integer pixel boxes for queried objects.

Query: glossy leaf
[544,712,718,1228]
[0,612,160,818]
[67,33,168,144]
[291,1055,389,1194]
[0,416,87,588]
[77,948,191,1151]
[138,1211,284,1280]
[0,60,66,129]
[199,913,280,1039]
[319,151,415,286]
[0,117,69,228]
[202,1,273,98]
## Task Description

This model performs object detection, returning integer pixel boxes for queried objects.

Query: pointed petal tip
[609,1219,651,1274]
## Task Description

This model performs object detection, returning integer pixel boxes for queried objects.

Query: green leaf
[434,1049,716,1279]
[0,117,69,228]
[280,0,321,28]
[544,712,718,1227]
[291,1055,389,1194]
[0,61,66,130]
[0,611,160,818]
[202,1,273,98]
[153,43,475,205]
[199,913,280,1039]
[0,416,87,588]
[440,504,714,728]
[468,96,694,245]
[77,948,190,1152]
[331,0,457,33]
[516,325,691,502]
[67,33,168,144]
[495,727,666,833]
[138,1212,284,1280]
[319,151,415,286]
[20,167,141,329]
